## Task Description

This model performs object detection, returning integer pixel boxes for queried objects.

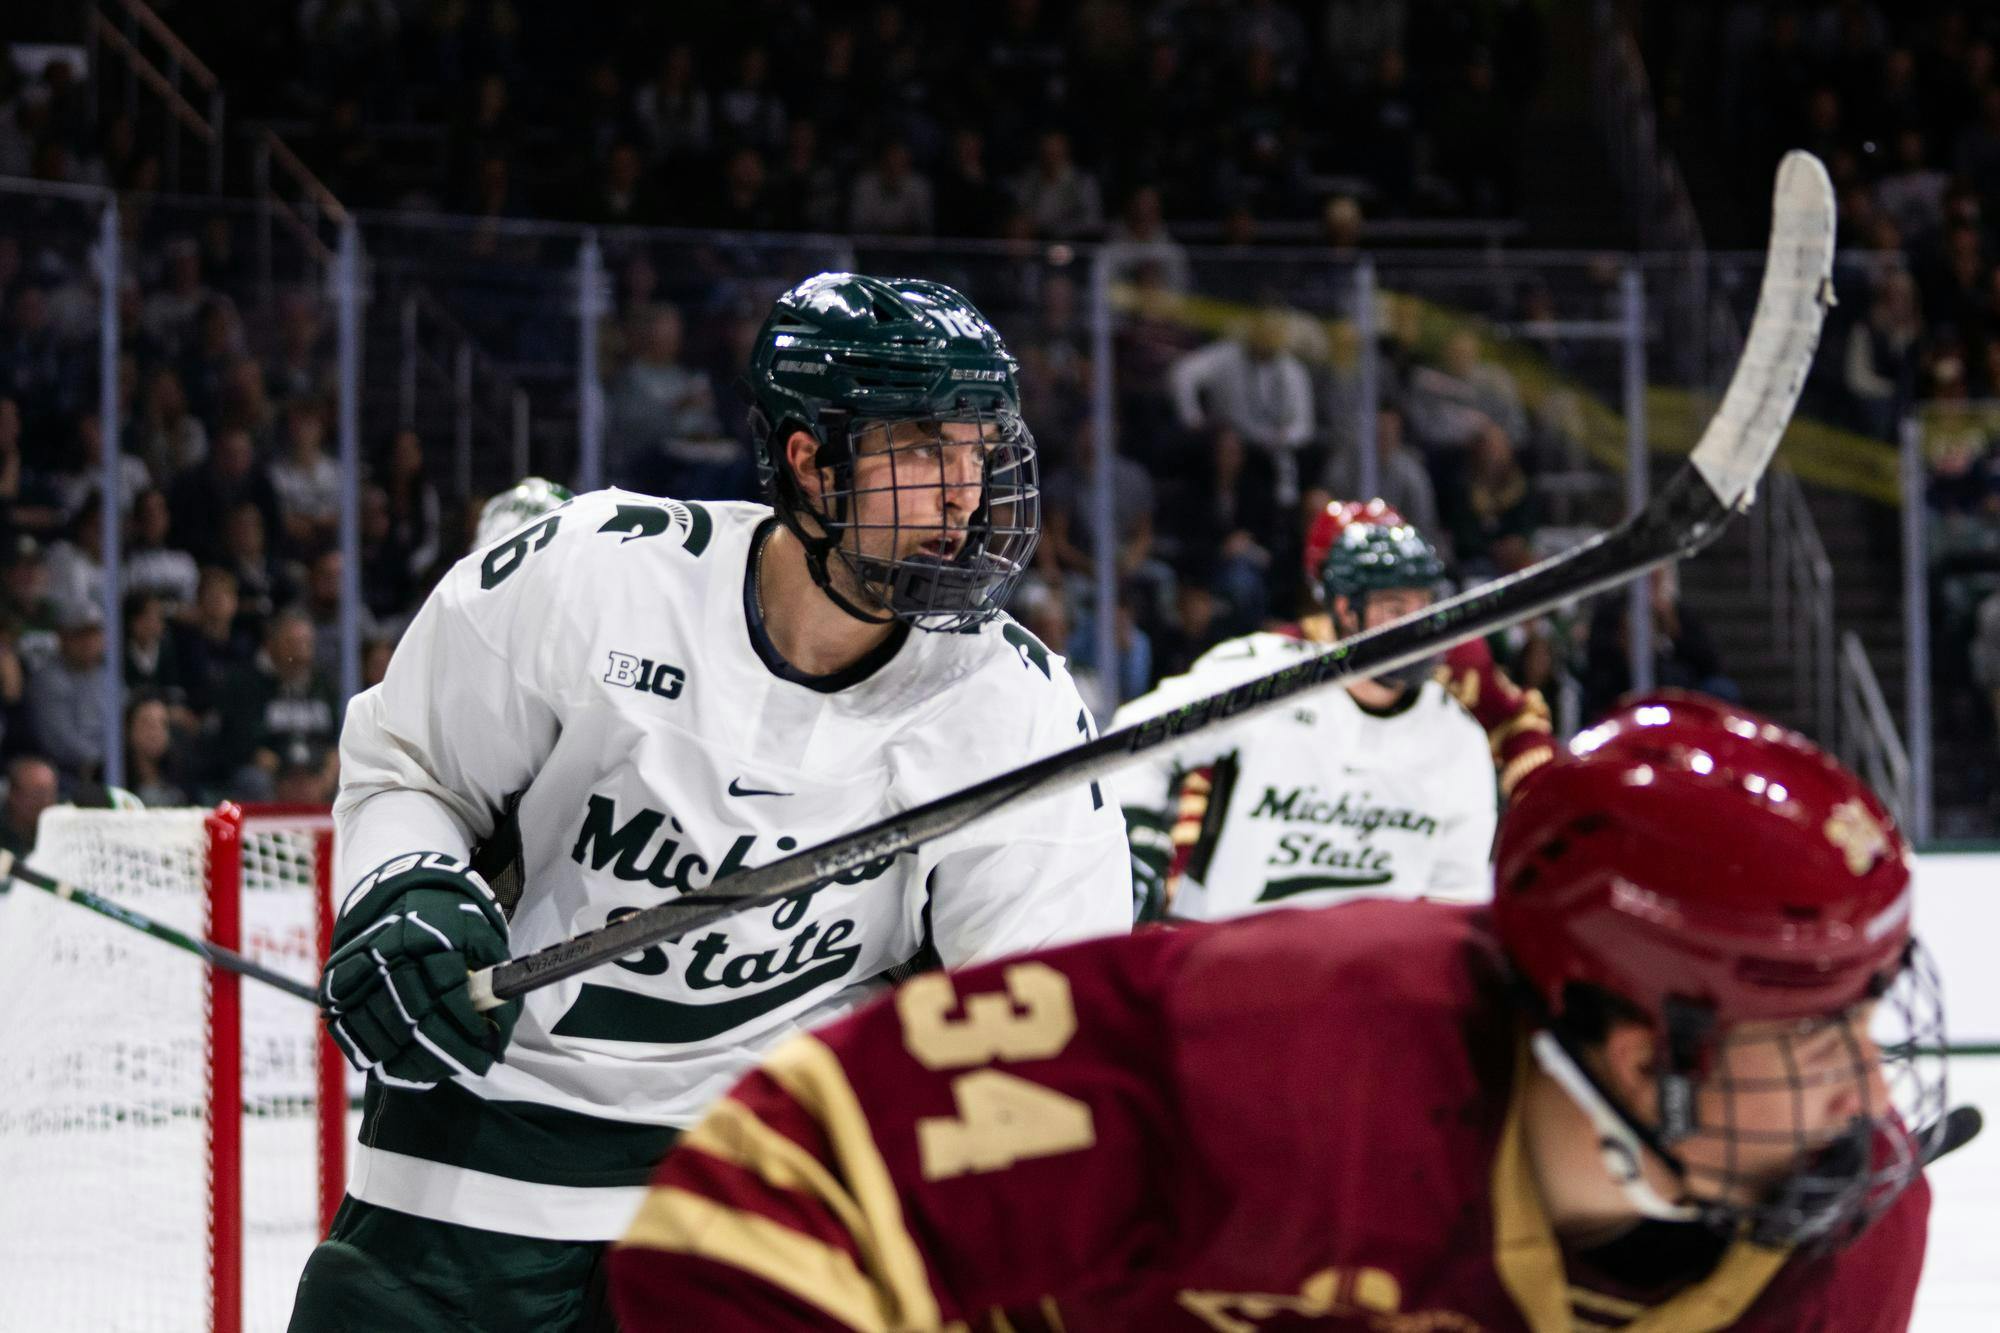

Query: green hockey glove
[320,853,521,1088]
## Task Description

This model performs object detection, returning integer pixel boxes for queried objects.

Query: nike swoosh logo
[728,778,792,798]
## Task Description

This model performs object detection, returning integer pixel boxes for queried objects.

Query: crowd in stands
[1640,1,2000,818]
[0,197,465,816]
[0,0,1845,832]
[154,0,1545,236]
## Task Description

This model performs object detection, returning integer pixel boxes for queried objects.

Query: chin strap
[1530,1030,1702,1225]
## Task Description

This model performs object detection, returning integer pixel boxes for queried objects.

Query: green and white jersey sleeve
[1107,631,1497,921]
[335,490,1131,1242]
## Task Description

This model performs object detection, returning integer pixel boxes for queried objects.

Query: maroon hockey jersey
[611,902,1928,1332]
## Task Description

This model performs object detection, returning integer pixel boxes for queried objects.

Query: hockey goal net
[0,803,344,1333]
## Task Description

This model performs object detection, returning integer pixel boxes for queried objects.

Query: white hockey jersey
[335,491,1131,1240]
[1107,630,1496,920]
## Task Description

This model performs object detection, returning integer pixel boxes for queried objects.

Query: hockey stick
[466,150,1837,1012]
[0,848,320,1003]
[1923,1104,1983,1167]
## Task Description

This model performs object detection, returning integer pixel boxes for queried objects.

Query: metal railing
[398,288,533,500]
[1752,467,1837,745]
[88,0,224,194]
[1838,630,1915,833]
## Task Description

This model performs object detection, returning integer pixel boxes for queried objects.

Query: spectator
[264,289,330,410]
[848,139,935,236]
[179,296,249,427]
[1873,128,1950,244]
[772,119,841,233]
[24,600,107,783]
[269,398,341,556]
[170,564,256,716]
[42,495,104,628]
[1101,184,1191,290]
[1319,403,1446,560]
[0,535,58,669]
[218,499,293,633]
[124,487,199,612]
[169,425,281,566]
[122,590,187,718]
[1167,307,1316,594]
[712,45,786,154]
[359,485,414,625]
[705,146,780,231]
[139,237,212,363]
[0,394,63,539]
[604,305,739,498]
[934,127,1012,239]
[1014,130,1103,238]
[0,755,57,857]
[1842,267,1924,438]
[123,694,188,808]
[302,548,380,684]
[209,609,339,799]
[1443,422,1537,579]
[1042,419,1175,629]
[379,428,443,592]
[1582,564,1739,722]
[361,635,394,690]
[1403,330,1529,452]
[51,411,150,524]
[273,747,340,806]
[632,44,711,168]
[133,367,208,485]
[585,140,664,227]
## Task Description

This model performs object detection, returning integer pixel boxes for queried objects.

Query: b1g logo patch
[605,650,686,701]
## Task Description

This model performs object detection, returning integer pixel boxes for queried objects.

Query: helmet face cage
[1654,940,1947,1250]
[785,406,1039,633]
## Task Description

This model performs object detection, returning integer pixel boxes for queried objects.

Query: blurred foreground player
[613,692,1946,1332]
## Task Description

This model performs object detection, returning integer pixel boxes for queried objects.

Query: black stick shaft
[480,468,1731,1006]
[3,852,321,1004]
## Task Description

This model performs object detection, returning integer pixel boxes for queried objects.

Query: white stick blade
[1690,149,1837,510]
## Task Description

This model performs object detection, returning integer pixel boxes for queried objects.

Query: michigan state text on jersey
[290,275,1131,1333]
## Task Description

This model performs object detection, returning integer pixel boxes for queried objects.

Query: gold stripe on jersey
[621,1185,887,1333]
[682,1097,908,1297]
[1491,1034,1793,1333]
[1568,1285,1647,1320]
[765,1032,943,1331]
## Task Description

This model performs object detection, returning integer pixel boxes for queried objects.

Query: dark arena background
[0,2,1996,1328]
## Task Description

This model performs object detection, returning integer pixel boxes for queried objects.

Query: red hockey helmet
[1495,692,1943,1249]
[1495,692,1912,1030]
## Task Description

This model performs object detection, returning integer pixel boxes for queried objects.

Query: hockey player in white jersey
[1110,499,1496,921]
[289,274,1131,1332]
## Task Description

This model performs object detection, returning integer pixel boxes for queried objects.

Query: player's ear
[1331,595,1360,637]
[785,430,824,501]
[1597,1021,1660,1120]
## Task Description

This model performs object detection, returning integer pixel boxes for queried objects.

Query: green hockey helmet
[1303,498,1447,607]
[476,476,575,548]
[744,272,1039,632]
